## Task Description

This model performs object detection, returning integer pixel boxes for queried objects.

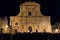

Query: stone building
[0,17,8,33]
[54,22,60,33]
[10,1,52,33]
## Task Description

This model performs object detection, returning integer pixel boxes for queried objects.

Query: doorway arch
[36,29,38,33]
[28,26,32,33]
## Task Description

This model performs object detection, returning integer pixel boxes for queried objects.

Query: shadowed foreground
[0,33,60,40]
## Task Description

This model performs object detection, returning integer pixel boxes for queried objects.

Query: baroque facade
[10,1,52,33]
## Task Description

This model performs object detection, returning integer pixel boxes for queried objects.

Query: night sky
[0,0,60,25]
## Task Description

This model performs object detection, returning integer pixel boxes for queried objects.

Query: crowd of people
[0,33,60,40]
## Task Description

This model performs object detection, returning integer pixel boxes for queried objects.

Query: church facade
[10,1,52,33]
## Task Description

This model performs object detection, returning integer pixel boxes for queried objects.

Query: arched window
[28,12,31,16]
[15,23,18,25]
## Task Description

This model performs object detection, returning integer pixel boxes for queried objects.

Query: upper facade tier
[15,1,50,17]
[20,1,40,6]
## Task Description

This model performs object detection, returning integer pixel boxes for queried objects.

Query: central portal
[28,26,32,33]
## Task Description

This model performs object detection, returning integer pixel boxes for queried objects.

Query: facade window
[21,11,24,16]
[33,8,35,11]
[28,12,31,16]
[15,23,18,25]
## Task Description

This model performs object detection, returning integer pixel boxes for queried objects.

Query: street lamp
[5,25,8,33]
[5,25,8,28]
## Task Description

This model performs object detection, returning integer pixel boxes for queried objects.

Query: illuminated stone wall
[10,1,52,33]
[0,17,8,33]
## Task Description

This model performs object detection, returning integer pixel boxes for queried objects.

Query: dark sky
[0,0,60,25]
